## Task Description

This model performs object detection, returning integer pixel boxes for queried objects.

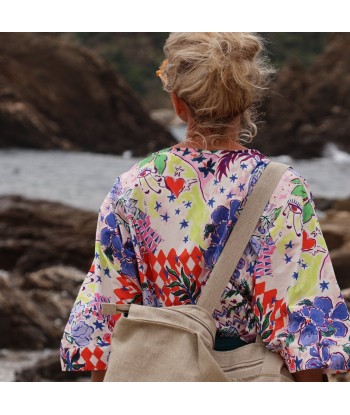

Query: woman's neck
[174,116,247,151]
[175,137,247,151]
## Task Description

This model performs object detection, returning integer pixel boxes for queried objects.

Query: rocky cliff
[255,33,350,158]
[0,33,176,156]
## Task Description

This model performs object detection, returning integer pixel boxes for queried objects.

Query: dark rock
[313,197,335,212]
[0,277,59,349]
[0,195,96,274]
[321,228,345,252]
[342,288,350,311]
[0,33,176,157]
[255,34,350,158]
[15,352,90,382]
[0,265,85,350]
[330,252,350,291]
[332,199,350,212]
[320,209,350,290]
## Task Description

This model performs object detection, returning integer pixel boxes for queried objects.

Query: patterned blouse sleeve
[60,177,142,371]
[252,167,350,374]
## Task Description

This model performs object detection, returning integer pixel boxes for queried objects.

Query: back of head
[158,32,274,144]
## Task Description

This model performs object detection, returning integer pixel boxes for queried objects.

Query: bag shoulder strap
[197,161,290,315]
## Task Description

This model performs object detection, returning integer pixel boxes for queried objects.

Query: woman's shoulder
[273,163,314,202]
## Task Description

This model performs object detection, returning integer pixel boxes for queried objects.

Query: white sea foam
[0,349,55,382]
[323,143,350,163]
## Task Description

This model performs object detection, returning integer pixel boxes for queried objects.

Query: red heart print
[302,230,316,251]
[164,176,185,198]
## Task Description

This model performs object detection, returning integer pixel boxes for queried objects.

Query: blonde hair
[158,32,275,145]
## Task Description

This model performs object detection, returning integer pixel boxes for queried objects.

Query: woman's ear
[170,92,189,123]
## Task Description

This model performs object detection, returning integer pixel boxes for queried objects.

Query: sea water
[0,142,349,213]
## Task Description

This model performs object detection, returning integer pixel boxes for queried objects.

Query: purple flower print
[100,212,137,279]
[287,296,349,348]
[305,339,348,370]
[314,297,349,337]
[203,200,240,269]
[71,321,94,347]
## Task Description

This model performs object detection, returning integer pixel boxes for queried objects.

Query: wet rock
[0,33,176,157]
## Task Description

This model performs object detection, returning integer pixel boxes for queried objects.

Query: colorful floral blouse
[60,146,350,374]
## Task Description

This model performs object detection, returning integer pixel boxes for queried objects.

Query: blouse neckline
[169,146,258,155]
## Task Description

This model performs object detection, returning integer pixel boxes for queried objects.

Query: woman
[60,33,350,382]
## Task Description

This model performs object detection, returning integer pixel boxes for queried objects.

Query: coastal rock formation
[0,33,176,156]
[0,195,96,274]
[318,199,350,291]
[0,266,85,350]
[256,33,350,158]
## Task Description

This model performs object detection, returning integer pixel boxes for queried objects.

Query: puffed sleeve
[60,177,142,371]
[252,167,350,374]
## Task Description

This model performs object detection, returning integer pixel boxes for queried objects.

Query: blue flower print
[100,212,137,279]
[288,296,349,348]
[203,200,240,269]
[305,338,348,370]
[71,321,94,347]
[314,297,349,337]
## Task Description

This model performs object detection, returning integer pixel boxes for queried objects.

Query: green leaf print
[321,326,337,337]
[291,184,308,199]
[302,200,314,224]
[274,207,282,220]
[167,281,182,288]
[166,266,201,304]
[181,268,191,289]
[261,329,273,341]
[224,289,239,299]
[256,298,263,319]
[166,266,180,280]
[154,154,167,175]
[130,293,143,304]
[241,280,250,296]
[139,155,154,168]
[286,334,295,347]
[193,290,201,301]
[262,311,272,332]
[343,343,350,355]
[173,289,188,296]
[298,299,313,307]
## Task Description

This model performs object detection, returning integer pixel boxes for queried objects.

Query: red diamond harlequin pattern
[81,346,107,371]
[143,247,204,306]
[253,281,288,341]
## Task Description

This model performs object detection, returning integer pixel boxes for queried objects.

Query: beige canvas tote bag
[102,162,295,382]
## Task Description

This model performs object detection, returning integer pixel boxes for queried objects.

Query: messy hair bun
[159,32,275,144]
